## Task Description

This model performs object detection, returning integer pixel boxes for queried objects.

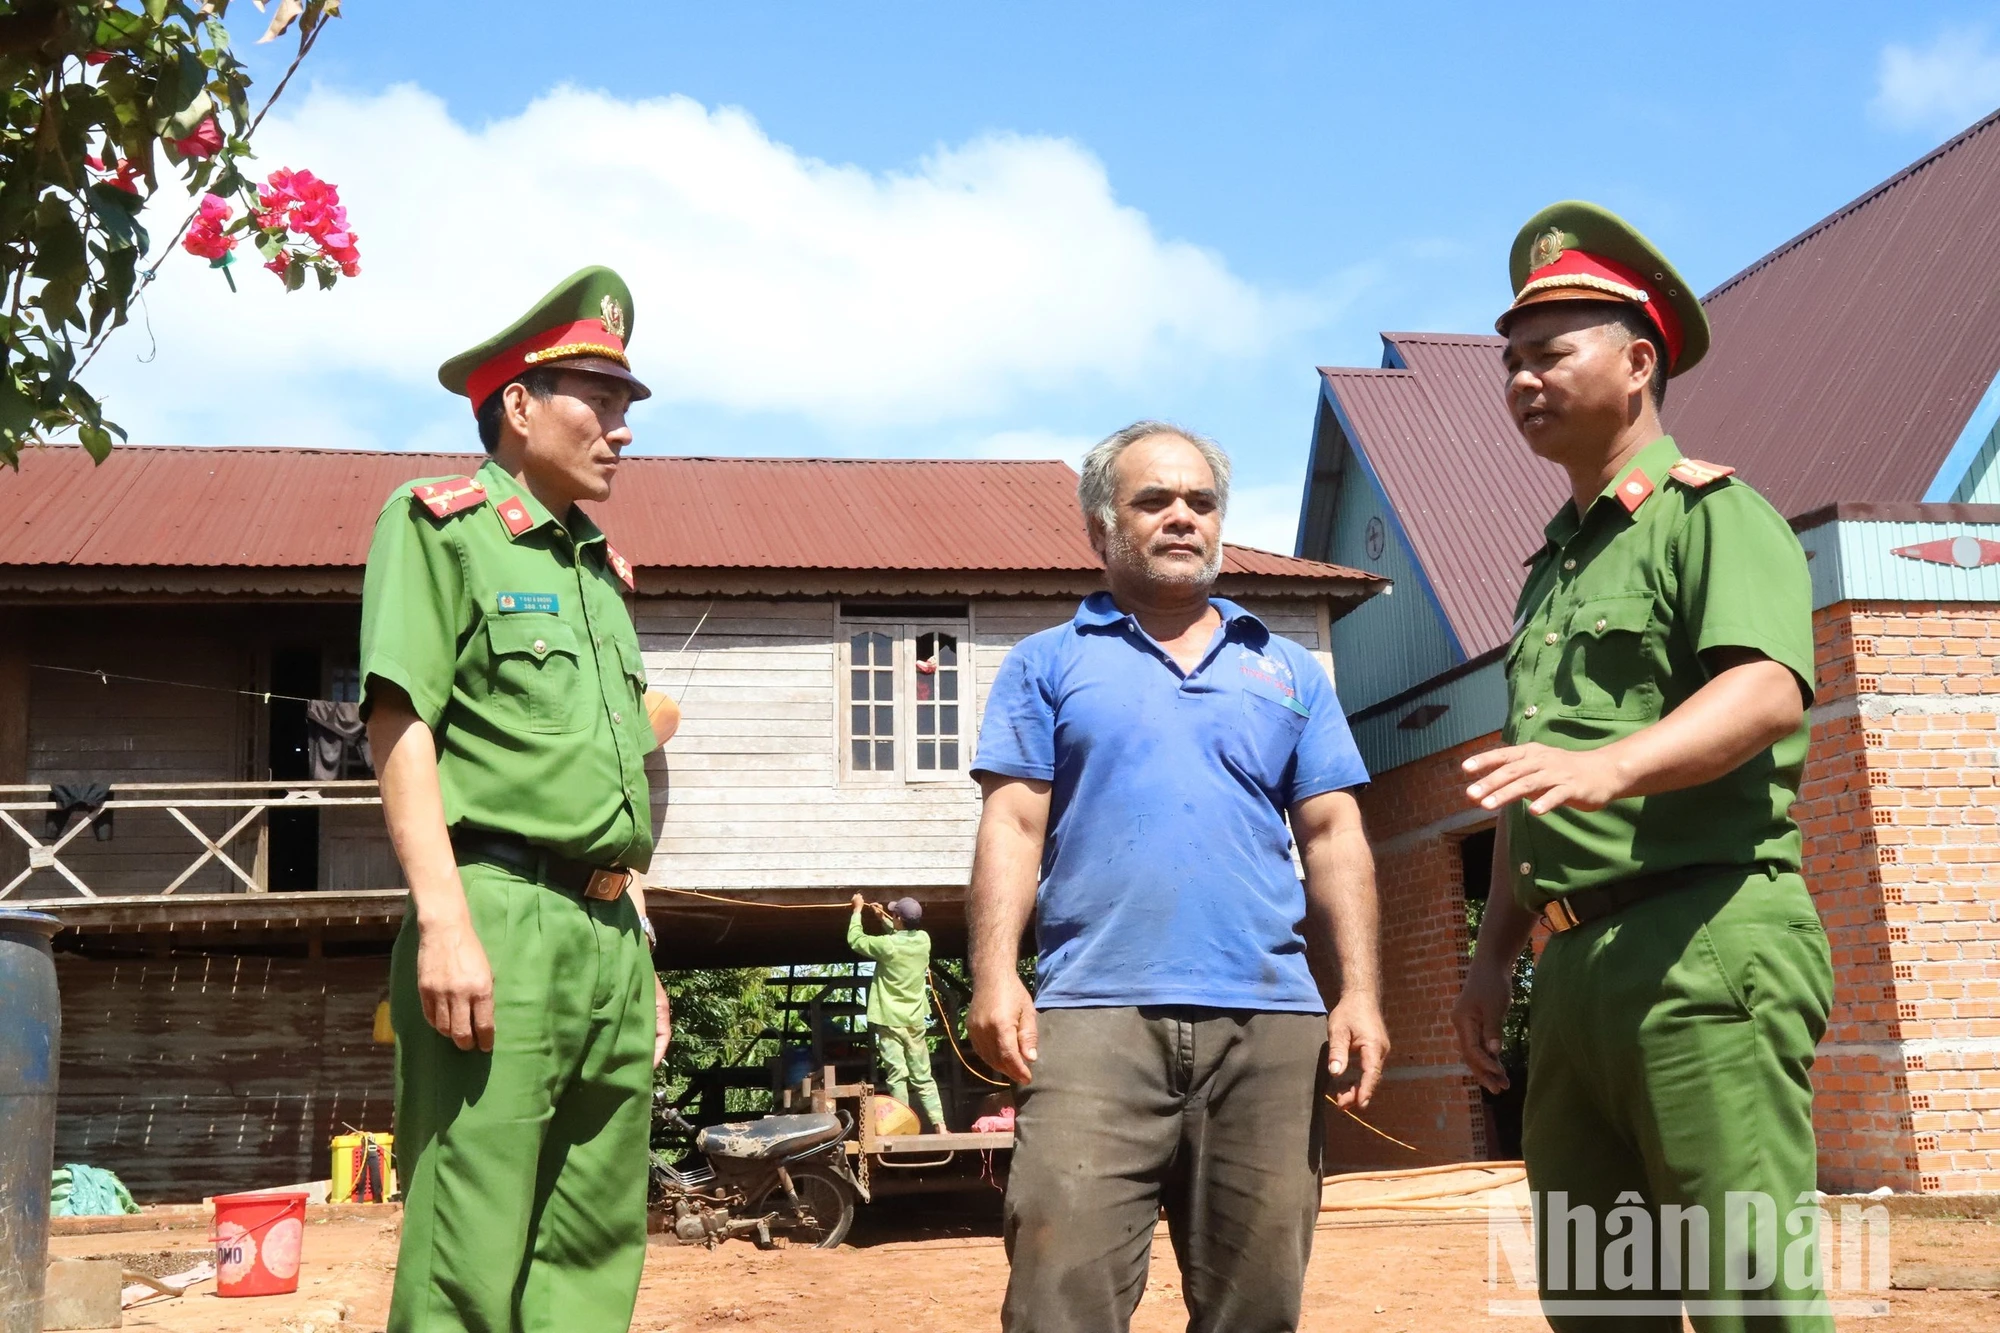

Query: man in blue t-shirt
[968,420,1386,1333]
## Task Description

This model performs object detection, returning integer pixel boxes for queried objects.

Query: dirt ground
[62,1199,2000,1332]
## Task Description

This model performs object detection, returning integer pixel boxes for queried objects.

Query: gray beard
[1106,524,1223,587]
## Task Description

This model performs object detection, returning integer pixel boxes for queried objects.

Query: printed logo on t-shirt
[1237,648,1309,717]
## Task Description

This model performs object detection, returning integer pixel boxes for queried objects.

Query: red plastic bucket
[212,1190,308,1297]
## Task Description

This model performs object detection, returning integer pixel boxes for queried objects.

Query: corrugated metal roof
[1669,108,2000,513]
[0,445,1374,584]
[1321,334,1563,654]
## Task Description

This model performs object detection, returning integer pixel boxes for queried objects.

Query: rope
[646,883,849,911]
[31,663,319,704]
[927,970,1010,1087]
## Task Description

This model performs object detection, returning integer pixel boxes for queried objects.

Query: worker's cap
[1495,201,1710,377]
[889,897,923,926]
[437,265,653,413]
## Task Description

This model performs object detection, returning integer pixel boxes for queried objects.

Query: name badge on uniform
[496,592,559,614]
[1238,649,1310,717]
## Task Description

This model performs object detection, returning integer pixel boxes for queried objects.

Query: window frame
[836,616,974,785]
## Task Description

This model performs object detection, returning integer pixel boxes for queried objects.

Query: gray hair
[1077,420,1231,529]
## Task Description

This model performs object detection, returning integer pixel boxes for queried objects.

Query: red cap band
[1516,249,1684,371]
[464,318,630,411]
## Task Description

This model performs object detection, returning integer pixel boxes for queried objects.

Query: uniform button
[1594,618,1607,633]
[1524,705,1538,718]
[532,638,547,655]
[1563,559,1577,571]
[612,711,624,724]
[1519,862,1533,876]
[1543,631,1558,645]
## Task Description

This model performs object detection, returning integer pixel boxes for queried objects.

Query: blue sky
[96,3,2000,550]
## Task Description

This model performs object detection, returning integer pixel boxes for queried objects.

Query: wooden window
[839,618,972,783]
[847,629,897,773]
[911,630,963,776]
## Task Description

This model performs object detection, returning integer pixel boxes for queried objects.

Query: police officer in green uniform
[1452,204,1834,1331]
[361,266,671,1333]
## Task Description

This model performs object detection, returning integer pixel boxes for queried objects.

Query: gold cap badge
[600,293,626,340]
[1528,226,1566,273]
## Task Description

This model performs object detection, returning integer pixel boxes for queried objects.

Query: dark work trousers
[1001,1007,1328,1333]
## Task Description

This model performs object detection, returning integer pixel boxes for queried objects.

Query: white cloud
[1871,27,2000,133]
[93,83,1296,447]
[1222,479,1302,555]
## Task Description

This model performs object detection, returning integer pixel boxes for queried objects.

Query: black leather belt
[1540,863,1771,934]
[450,828,633,902]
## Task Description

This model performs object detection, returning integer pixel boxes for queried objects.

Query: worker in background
[849,894,947,1132]
[1453,202,1831,1330]
[363,267,670,1333]
[967,421,1385,1333]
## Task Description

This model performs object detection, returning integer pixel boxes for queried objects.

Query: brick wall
[1344,600,2000,1191]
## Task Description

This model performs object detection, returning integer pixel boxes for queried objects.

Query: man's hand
[850,893,865,912]
[1325,993,1390,1110]
[653,972,673,1068]
[416,911,495,1052]
[1452,958,1515,1094]
[1463,742,1622,815]
[968,970,1039,1086]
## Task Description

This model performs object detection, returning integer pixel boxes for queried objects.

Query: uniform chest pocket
[1555,593,1659,720]
[485,616,586,735]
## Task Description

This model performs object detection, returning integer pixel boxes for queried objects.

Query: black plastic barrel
[0,911,60,1333]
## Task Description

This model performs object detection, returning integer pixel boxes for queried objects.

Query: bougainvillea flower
[183,195,237,261]
[172,117,224,159]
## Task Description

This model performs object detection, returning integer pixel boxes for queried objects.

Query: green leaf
[93,10,152,49]
[163,88,211,142]
[145,0,172,24]
[78,423,112,462]
[87,184,149,252]
[313,261,335,290]
[283,254,304,291]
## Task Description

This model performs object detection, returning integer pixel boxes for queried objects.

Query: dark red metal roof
[1669,108,2000,513]
[0,445,1372,583]
[1318,334,1564,654]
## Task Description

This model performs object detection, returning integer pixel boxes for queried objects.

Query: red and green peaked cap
[1496,201,1711,377]
[437,265,652,412]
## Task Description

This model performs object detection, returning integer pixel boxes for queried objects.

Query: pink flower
[184,195,236,261]
[264,251,291,278]
[172,117,224,159]
[84,51,114,66]
[339,259,361,277]
[87,155,145,195]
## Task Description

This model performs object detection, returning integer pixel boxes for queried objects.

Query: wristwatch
[639,915,658,953]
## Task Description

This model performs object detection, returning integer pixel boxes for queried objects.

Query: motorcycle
[648,1094,861,1249]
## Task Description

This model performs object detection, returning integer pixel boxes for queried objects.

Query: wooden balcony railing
[0,781,381,900]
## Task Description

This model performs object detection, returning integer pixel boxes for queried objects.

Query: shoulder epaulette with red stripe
[1667,458,1736,489]
[605,543,635,592]
[409,476,487,519]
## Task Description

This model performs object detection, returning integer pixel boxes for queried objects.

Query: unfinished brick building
[1296,111,2000,1191]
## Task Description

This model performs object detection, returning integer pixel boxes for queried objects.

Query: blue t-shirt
[971,593,1369,1011]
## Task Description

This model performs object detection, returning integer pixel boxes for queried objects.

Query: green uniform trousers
[1523,868,1834,1332]
[875,1023,946,1129]
[388,863,655,1333]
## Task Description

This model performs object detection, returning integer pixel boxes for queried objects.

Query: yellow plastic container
[330,1132,396,1203]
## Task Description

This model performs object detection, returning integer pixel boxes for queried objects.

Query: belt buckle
[584,868,632,902]
[1541,897,1579,934]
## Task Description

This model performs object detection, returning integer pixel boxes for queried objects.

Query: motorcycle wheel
[759,1164,856,1249]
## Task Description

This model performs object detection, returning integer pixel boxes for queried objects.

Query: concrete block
[39,1259,121,1330]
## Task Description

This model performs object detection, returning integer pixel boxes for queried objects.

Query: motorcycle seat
[696,1113,844,1161]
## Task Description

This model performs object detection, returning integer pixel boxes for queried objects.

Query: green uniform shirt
[1503,436,1814,911]
[359,457,654,868]
[847,911,933,1029]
